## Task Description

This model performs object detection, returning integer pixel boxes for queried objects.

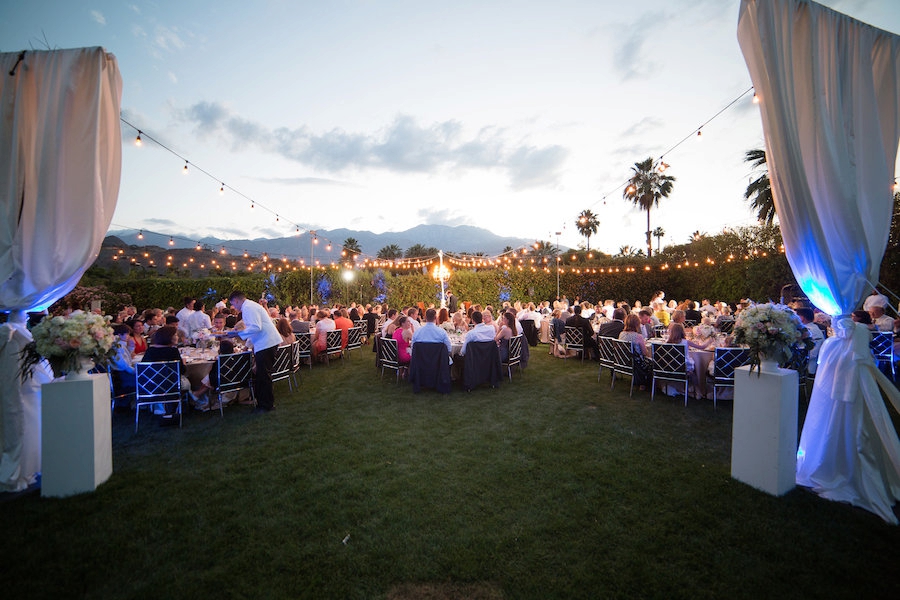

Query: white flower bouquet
[693,323,717,340]
[733,302,803,372]
[22,312,117,378]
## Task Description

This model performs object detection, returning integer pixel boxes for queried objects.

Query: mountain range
[107,224,546,260]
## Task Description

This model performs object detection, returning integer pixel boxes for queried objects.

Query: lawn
[1,344,899,599]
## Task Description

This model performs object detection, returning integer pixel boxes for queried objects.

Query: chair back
[597,336,616,374]
[870,331,894,361]
[134,360,183,432]
[684,319,697,328]
[651,343,688,380]
[295,331,313,370]
[378,336,400,381]
[609,338,635,377]
[717,319,735,334]
[653,325,669,338]
[217,351,254,392]
[520,320,538,346]
[564,326,585,360]
[346,326,363,353]
[712,347,751,384]
[271,345,293,384]
[502,335,523,380]
[463,341,502,390]
[354,319,368,340]
[324,329,343,365]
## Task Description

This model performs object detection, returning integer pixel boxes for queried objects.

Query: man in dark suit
[597,307,626,339]
[684,300,703,325]
[565,304,598,359]
[447,290,458,314]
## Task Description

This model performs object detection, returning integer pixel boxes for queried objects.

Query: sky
[3,0,900,258]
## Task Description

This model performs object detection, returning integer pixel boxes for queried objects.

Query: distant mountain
[107,224,538,260]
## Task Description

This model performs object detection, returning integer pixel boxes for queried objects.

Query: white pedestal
[41,374,112,497]
[731,365,798,496]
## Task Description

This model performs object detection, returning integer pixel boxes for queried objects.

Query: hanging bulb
[243,250,248,258]
[220,246,226,255]
[135,131,143,146]
[195,242,201,251]
[752,91,760,104]
[251,201,255,209]
[313,237,319,245]
[219,183,225,194]
[183,160,189,174]
[276,215,280,222]
[326,244,332,252]
[137,230,144,240]
[696,129,703,138]
[168,237,174,246]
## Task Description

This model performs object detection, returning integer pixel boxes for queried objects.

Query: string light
[137,229,143,240]
[219,183,225,194]
[168,237,174,246]
[135,131,142,146]
[752,91,760,104]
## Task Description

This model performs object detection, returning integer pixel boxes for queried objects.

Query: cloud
[168,71,178,84]
[90,10,106,25]
[620,116,663,138]
[254,176,353,187]
[175,103,568,189]
[416,208,474,228]
[154,25,185,52]
[143,218,178,227]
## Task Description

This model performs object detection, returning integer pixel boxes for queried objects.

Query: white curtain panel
[738,0,900,523]
[738,0,900,317]
[0,48,122,312]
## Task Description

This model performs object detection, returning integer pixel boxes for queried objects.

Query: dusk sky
[2,1,900,257]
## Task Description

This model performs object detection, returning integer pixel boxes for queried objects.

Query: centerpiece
[732,302,804,373]
[693,321,717,342]
[20,312,117,380]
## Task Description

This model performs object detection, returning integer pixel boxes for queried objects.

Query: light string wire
[118,85,756,267]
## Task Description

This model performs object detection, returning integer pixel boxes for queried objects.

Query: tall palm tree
[376,244,403,259]
[342,237,361,257]
[575,209,600,252]
[744,149,776,224]
[652,226,665,253]
[622,157,675,258]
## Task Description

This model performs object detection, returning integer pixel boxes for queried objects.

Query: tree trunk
[646,208,652,258]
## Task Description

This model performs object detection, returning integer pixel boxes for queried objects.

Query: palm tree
[617,245,641,258]
[690,230,707,243]
[652,226,665,253]
[622,157,675,258]
[575,209,600,252]
[376,244,403,259]
[744,149,776,224]
[342,237,361,258]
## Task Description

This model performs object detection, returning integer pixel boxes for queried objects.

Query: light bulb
[135,132,142,146]
[752,91,760,104]
[137,230,144,240]
[219,183,224,194]
[168,237,174,246]
[697,129,702,138]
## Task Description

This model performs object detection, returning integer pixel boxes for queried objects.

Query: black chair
[597,336,616,382]
[717,319,735,334]
[609,338,638,396]
[288,340,302,389]
[870,331,895,381]
[711,347,751,409]
[548,322,558,355]
[501,334,524,381]
[651,343,690,406]
[564,326,585,361]
[521,319,539,347]
[379,337,401,383]
[684,319,697,328]
[295,331,313,370]
[354,319,368,345]
[135,360,184,432]
[212,351,255,415]
[409,342,452,393]
[345,326,363,358]
[781,344,810,400]
[463,341,502,391]
[270,344,294,391]
[324,330,343,366]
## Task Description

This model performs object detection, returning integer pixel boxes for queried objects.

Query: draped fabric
[738,0,900,317]
[738,0,900,522]
[0,48,122,312]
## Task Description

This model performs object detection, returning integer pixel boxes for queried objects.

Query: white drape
[0,48,122,312]
[738,0,900,522]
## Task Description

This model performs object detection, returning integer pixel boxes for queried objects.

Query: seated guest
[496,311,517,363]
[140,325,189,424]
[638,308,655,339]
[684,301,703,325]
[411,308,452,354]
[190,339,236,410]
[225,308,239,329]
[393,316,413,371]
[795,308,824,375]
[275,318,295,346]
[291,312,310,334]
[437,308,451,330]
[482,309,499,333]
[619,314,652,388]
[851,310,875,330]
[210,312,229,334]
[109,324,137,405]
[312,309,336,359]
[382,309,399,338]
[653,300,670,326]
[597,308,626,339]
[128,319,148,354]
[665,323,713,371]
[870,305,894,332]
[566,304,599,359]
[460,311,496,356]
[362,306,378,340]
[334,308,354,348]
[450,311,468,333]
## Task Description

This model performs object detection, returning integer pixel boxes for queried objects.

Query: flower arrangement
[693,323,717,340]
[21,312,117,379]
[733,302,803,373]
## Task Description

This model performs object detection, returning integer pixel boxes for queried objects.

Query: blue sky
[2,1,899,256]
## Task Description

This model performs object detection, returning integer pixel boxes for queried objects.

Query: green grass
[2,345,899,599]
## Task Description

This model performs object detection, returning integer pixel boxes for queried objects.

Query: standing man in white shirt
[226,291,283,413]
